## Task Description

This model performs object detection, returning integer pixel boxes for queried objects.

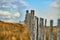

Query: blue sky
[24,0,58,26]
[24,0,55,10]
[0,0,59,26]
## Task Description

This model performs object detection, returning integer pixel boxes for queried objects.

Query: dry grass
[0,21,57,40]
[0,21,30,40]
[46,26,57,40]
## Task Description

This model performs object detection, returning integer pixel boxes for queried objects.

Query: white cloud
[50,2,59,8]
[0,11,20,17]
[2,19,17,23]
[0,11,11,19]
[0,0,28,8]
[12,5,18,9]
[20,0,29,6]
[0,10,20,22]
[13,12,20,17]
[2,5,10,8]
[50,0,60,8]
[50,0,60,19]
[0,11,10,16]
[0,0,28,22]
[4,19,16,23]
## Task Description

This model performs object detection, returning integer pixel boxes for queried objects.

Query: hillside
[0,21,30,40]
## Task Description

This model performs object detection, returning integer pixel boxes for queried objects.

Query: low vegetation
[0,21,57,40]
[0,21,30,40]
[46,26,57,40]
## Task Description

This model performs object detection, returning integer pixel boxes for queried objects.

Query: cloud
[0,11,20,18]
[50,2,58,8]
[50,0,60,18]
[14,12,20,17]
[0,0,28,9]
[0,11,10,16]
[50,0,60,8]
[0,10,20,23]
[0,0,28,23]
[0,11,11,19]
[3,19,18,23]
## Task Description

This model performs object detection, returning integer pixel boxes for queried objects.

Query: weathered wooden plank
[50,20,53,40]
[44,19,47,40]
[57,19,60,40]
[40,18,44,40]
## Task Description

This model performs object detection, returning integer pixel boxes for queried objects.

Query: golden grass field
[46,26,57,40]
[0,21,30,40]
[0,21,57,40]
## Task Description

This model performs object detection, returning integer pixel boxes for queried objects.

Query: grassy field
[0,21,30,40]
[46,26,57,40]
[0,21,57,40]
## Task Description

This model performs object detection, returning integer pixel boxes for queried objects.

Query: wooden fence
[25,10,59,40]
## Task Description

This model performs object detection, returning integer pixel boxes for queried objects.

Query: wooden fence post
[34,16,39,40]
[40,18,44,40]
[57,19,60,40]
[50,20,53,40]
[44,19,47,40]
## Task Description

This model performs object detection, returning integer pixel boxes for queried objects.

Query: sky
[0,0,60,26]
